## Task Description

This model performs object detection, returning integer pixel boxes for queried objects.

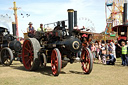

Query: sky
[0,0,106,37]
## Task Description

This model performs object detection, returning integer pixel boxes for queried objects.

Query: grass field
[0,58,128,85]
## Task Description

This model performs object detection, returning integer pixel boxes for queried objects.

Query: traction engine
[22,9,93,76]
[0,26,22,66]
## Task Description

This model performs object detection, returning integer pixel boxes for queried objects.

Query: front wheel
[81,48,93,74]
[51,48,61,76]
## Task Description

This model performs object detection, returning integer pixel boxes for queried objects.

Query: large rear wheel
[0,47,13,66]
[51,48,61,76]
[22,38,40,71]
[81,48,93,74]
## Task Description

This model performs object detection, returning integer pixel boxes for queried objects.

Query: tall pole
[123,2,127,25]
[13,2,19,39]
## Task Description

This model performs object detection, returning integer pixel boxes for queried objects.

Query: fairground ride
[105,0,127,34]
[78,17,96,33]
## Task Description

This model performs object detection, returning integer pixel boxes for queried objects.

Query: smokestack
[74,11,77,27]
[12,22,16,36]
[123,3,127,25]
[67,9,74,36]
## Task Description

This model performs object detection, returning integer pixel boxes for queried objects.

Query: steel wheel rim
[1,49,11,65]
[51,49,58,75]
[81,48,90,73]
[22,40,34,70]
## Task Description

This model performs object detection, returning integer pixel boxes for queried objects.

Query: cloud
[0,16,13,32]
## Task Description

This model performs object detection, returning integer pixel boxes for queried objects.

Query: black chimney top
[67,9,74,36]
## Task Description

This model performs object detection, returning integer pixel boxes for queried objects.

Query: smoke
[0,16,13,31]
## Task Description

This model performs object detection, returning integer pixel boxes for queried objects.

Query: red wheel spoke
[26,59,31,65]
[31,53,34,55]
[24,55,28,58]
[27,42,32,50]
[28,62,31,69]
[29,56,33,61]
[24,47,31,53]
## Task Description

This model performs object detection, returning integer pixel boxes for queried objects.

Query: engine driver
[27,22,35,38]
[37,23,46,32]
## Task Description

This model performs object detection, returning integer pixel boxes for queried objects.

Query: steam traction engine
[22,9,93,76]
[0,26,22,66]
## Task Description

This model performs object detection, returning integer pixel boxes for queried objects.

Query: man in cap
[37,23,46,32]
[27,22,35,38]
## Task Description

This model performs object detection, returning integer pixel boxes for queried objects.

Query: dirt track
[0,59,128,85]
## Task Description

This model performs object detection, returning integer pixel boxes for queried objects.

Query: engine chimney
[12,22,16,36]
[74,11,77,27]
[67,9,74,36]
[123,3,127,25]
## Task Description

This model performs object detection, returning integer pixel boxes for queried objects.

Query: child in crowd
[106,51,116,65]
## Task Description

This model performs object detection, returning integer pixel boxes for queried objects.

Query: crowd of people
[89,41,116,65]
[82,35,128,66]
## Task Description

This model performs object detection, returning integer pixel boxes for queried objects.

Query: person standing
[98,42,102,63]
[101,43,106,64]
[118,41,127,66]
[37,23,46,32]
[91,42,96,61]
[110,42,116,58]
[27,22,35,38]
[95,43,99,59]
